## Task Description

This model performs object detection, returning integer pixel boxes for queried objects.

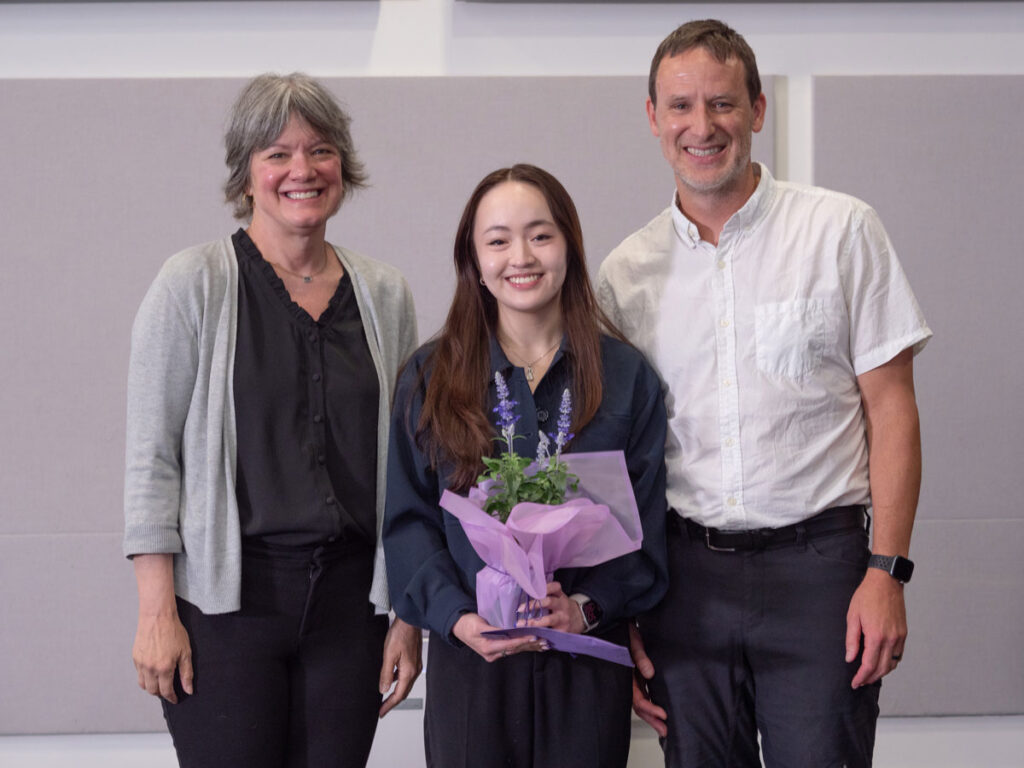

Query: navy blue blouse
[383,334,668,644]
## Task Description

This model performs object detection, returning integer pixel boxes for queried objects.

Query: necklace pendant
[525,366,535,382]
[302,276,312,283]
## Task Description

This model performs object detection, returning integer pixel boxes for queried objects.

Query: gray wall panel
[0,533,163,733]
[0,76,773,733]
[0,79,241,537]
[814,75,1024,715]
[813,75,1024,525]
[880,519,1024,716]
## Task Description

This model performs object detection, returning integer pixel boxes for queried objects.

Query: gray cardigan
[124,236,418,614]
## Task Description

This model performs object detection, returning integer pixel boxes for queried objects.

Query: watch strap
[570,593,601,633]
[868,554,914,583]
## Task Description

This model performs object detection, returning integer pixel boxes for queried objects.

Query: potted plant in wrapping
[439,371,643,665]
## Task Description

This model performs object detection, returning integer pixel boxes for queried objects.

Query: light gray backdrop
[814,75,1024,715]
[0,75,773,734]
[7,72,1018,734]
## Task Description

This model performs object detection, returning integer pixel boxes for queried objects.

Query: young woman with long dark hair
[383,164,668,768]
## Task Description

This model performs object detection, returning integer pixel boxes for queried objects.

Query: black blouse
[231,229,379,547]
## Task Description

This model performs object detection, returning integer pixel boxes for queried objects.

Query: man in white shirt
[597,19,931,767]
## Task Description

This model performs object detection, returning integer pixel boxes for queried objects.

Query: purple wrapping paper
[439,450,642,662]
[482,627,633,667]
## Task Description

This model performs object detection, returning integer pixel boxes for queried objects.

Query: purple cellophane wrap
[480,626,633,666]
[439,450,642,636]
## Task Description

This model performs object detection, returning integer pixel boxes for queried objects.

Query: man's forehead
[656,49,746,95]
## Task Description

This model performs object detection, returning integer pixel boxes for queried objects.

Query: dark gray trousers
[424,622,633,768]
[642,517,880,768]
[162,539,388,768]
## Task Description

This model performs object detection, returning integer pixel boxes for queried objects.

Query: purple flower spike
[555,388,574,456]
[493,371,520,447]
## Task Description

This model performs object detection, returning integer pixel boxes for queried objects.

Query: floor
[0,716,1020,767]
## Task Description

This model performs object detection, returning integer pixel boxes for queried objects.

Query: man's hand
[849,348,919,689]
[629,622,668,737]
[845,568,907,688]
[378,617,423,717]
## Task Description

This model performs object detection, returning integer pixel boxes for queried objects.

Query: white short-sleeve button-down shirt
[597,165,931,530]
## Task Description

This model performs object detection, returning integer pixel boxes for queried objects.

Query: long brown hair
[417,164,626,491]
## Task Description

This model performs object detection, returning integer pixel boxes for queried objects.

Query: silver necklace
[504,340,560,382]
[270,247,331,283]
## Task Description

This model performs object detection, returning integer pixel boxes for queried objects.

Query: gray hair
[223,72,368,220]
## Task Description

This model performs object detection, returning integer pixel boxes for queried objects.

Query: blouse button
[312,373,322,382]
[537,409,549,422]
[313,414,323,424]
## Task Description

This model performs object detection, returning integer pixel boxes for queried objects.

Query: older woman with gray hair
[124,73,421,767]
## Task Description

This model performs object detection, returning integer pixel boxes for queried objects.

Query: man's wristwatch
[868,554,915,584]
[570,594,603,633]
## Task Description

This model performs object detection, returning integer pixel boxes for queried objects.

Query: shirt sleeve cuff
[852,327,933,376]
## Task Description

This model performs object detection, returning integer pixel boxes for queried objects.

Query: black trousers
[642,517,881,768]
[424,623,633,768]
[162,539,388,768]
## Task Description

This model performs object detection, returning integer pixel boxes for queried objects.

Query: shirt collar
[489,334,514,378]
[670,163,777,248]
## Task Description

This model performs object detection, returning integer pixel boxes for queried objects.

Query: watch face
[892,556,915,583]
[582,600,602,626]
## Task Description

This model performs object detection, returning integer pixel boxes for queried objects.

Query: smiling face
[246,113,343,242]
[473,181,568,329]
[647,46,766,207]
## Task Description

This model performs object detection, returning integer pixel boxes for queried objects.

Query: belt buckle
[705,528,737,553]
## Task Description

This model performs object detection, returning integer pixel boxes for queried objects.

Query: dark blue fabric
[383,334,669,644]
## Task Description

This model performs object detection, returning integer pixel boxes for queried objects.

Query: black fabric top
[231,229,379,547]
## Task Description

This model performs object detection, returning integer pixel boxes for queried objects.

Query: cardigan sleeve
[123,262,200,557]
[382,352,478,642]
[396,279,419,369]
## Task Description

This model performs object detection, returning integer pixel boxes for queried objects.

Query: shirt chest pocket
[754,299,831,380]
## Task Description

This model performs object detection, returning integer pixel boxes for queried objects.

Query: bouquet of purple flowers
[439,372,643,665]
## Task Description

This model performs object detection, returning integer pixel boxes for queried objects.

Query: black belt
[682,505,867,552]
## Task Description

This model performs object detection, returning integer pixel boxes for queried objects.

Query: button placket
[713,244,745,525]
[307,321,338,533]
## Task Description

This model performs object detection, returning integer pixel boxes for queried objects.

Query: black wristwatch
[570,594,603,633]
[868,554,914,584]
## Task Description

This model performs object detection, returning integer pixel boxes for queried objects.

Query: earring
[479,277,486,286]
